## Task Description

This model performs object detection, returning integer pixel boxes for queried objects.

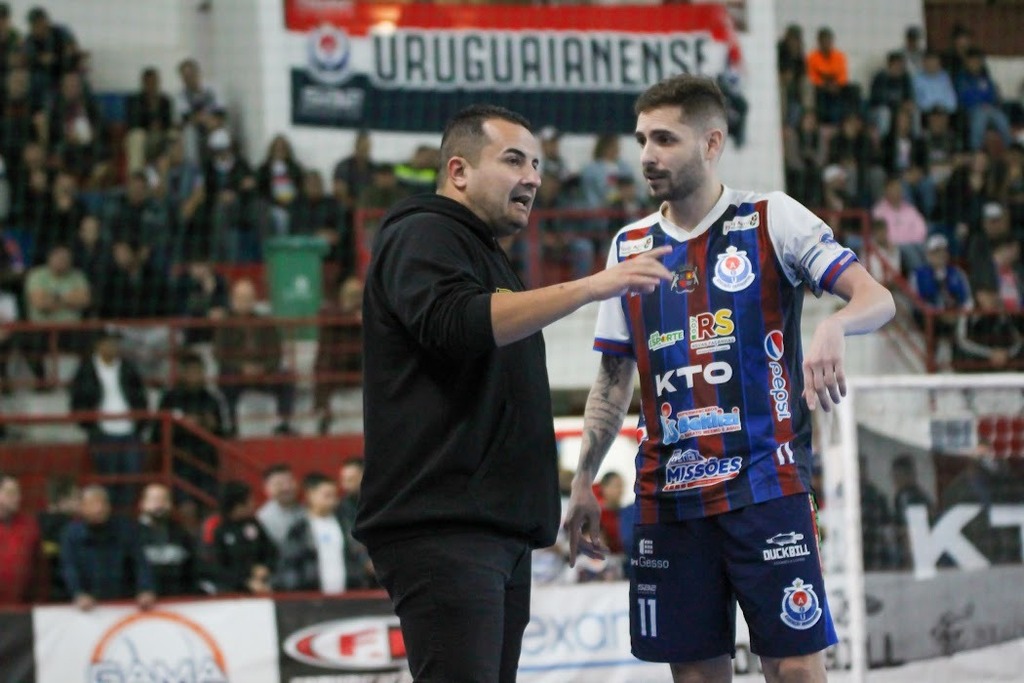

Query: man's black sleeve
[378,221,496,358]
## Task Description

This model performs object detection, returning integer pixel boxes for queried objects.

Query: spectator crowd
[780,21,1024,371]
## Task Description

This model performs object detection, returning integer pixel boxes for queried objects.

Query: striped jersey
[594,186,857,523]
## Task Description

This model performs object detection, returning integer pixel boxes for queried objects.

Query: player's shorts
[629,493,838,663]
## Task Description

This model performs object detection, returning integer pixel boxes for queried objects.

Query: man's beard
[650,152,705,202]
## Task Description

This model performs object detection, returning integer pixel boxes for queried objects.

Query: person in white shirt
[69,331,149,509]
[275,472,356,594]
[255,464,303,550]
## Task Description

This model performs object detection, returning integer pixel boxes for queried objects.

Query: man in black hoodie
[357,104,671,681]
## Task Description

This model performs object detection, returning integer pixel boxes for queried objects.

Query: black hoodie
[355,195,560,550]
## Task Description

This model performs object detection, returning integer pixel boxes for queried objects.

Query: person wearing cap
[69,331,149,509]
[910,233,971,337]
[967,201,1012,292]
[201,128,262,262]
[900,26,925,74]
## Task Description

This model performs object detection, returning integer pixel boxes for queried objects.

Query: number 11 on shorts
[637,598,658,637]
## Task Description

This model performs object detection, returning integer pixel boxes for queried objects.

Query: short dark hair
[887,51,905,65]
[633,75,728,131]
[303,472,333,491]
[341,456,364,471]
[27,7,47,23]
[818,27,834,41]
[438,104,531,183]
[262,463,292,481]
[600,471,622,487]
[179,351,205,369]
[220,480,251,516]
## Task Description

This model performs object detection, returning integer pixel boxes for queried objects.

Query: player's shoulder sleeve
[593,213,660,358]
[765,191,858,297]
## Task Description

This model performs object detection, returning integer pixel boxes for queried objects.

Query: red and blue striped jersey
[593,186,857,522]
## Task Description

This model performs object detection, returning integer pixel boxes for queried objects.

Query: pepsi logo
[283,617,406,672]
[764,330,784,362]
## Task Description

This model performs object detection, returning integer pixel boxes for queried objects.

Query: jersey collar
[657,184,732,243]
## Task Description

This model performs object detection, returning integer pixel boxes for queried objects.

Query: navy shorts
[629,493,838,663]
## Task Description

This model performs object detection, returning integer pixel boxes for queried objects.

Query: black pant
[371,530,532,683]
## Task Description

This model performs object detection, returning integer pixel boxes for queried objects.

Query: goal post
[828,373,1024,682]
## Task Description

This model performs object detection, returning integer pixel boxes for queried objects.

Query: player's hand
[802,317,846,412]
[75,594,96,612]
[564,479,610,568]
[585,246,673,301]
[137,591,156,611]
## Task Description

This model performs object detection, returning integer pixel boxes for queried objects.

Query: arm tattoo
[576,354,636,483]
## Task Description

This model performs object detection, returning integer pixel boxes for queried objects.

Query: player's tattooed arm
[576,353,637,484]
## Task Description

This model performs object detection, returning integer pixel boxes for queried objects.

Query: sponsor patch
[648,329,686,351]
[764,331,791,422]
[663,448,743,492]
[689,309,736,354]
[780,578,823,630]
[712,246,756,292]
[660,404,742,445]
[722,210,760,235]
[619,235,654,257]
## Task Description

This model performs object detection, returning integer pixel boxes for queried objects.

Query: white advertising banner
[33,598,279,683]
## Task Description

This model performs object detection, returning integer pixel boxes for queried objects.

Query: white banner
[33,598,279,683]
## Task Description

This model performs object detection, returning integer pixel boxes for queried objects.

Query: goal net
[825,373,1024,682]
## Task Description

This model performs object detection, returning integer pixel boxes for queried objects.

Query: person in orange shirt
[806,27,856,123]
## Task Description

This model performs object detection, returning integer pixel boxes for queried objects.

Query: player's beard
[650,147,705,202]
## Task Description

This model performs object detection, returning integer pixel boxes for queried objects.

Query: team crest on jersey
[670,264,699,294]
[712,246,756,292]
[780,578,823,630]
[722,210,760,235]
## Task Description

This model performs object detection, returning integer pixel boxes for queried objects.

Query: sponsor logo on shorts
[780,578,823,630]
[663,448,743,492]
[763,531,812,564]
[639,539,654,556]
[712,246,756,292]
[722,210,759,235]
[636,583,657,595]
[619,235,654,257]
[632,538,669,569]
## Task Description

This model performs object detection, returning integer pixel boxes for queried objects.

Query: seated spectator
[828,112,885,206]
[22,7,78,93]
[783,109,823,208]
[946,153,996,249]
[1002,143,1024,231]
[214,279,295,436]
[579,134,633,215]
[891,454,933,569]
[61,484,156,610]
[155,352,227,501]
[33,170,85,265]
[873,176,929,271]
[37,475,79,602]
[290,169,347,263]
[899,26,925,74]
[914,52,958,116]
[337,457,363,534]
[991,236,1024,312]
[910,234,971,337]
[539,126,573,182]
[276,472,366,593]
[0,67,44,178]
[806,27,858,124]
[0,4,21,76]
[175,58,226,165]
[868,52,913,137]
[922,108,961,188]
[104,171,173,266]
[955,49,1013,151]
[69,214,108,293]
[332,130,376,219]
[9,142,49,234]
[46,72,105,182]
[821,163,852,213]
[173,247,228,345]
[137,483,199,597]
[256,463,303,550]
[211,480,276,594]
[69,330,149,510]
[863,218,902,286]
[356,162,407,216]
[98,237,172,319]
[776,25,807,126]
[257,134,303,234]
[24,243,90,377]
[967,202,1012,293]
[0,472,41,605]
[887,108,936,220]
[0,221,23,394]
[313,277,363,435]
[395,145,438,195]
[155,134,204,233]
[125,66,173,174]
[954,288,1023,372]
[202,129,263,263]
[942,24,976,79]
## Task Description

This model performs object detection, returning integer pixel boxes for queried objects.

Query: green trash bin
[265,236,329,340]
